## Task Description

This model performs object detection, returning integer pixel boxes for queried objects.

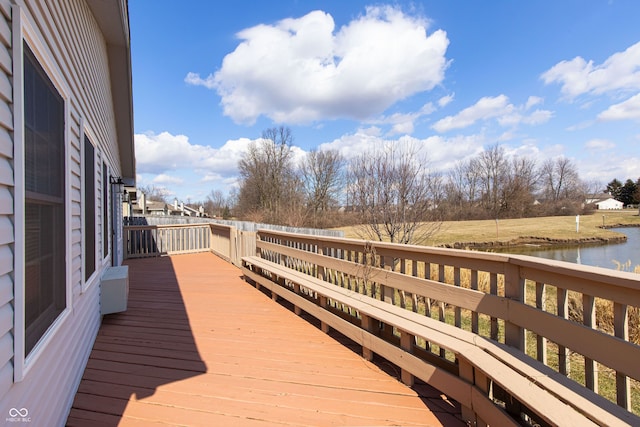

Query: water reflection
[498,227,639,271]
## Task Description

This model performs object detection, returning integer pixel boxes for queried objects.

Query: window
[84,136,95,280]
[23,42,66,356]
[103,162,109,258]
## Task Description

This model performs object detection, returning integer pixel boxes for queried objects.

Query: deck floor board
[68,252,463,426]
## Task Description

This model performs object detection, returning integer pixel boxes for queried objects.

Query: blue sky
[129,0,640,203]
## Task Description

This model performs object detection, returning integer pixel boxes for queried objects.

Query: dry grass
[335,209,640,247]
[340,257,640,414]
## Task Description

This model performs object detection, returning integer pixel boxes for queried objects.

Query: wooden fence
[123,223,253,265]
[123,222,640,425]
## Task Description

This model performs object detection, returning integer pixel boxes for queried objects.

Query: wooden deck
[67,252,464,426]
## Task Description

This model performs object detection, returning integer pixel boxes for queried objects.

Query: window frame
[82,123,100,292]
[102,159,110,262]
[13,7,73,382]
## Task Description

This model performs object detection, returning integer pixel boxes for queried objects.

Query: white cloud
[432,95,510,132]
[585,139,615,151]
[152,174,184,185]
[432,95,553,133]
[184,72,215,89]
[579,154,640,184]
[366,102,436,136]
[438,93,454,107]
[523,109,554,125]
[186,6,450,125]
[135,132,253,176]
[597,93,640,121]
[318,128,485,171]
[525,96,543,110]
[541,41,640,99]
[566,120,594,131]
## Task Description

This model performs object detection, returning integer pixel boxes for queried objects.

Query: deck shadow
[67,256,207,426]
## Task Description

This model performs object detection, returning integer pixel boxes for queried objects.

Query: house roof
[586,193,621,203]
[86,0,135,183]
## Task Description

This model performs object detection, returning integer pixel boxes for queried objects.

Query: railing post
[293,282,302,316]
[474,370,491,427]
[319,295,329,333]
[503,263,525,419]
[400,330,414,386]
[229,225,238,265]
[458,356,476,424]
[504,263,524,350]
[361,314,375,361]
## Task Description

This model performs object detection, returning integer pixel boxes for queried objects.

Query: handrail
[253,228,640,425]
[123,223,254,266]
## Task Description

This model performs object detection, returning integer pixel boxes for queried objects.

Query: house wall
[0,0,14,409]
[596,199,624,210]
[0,0,126,424]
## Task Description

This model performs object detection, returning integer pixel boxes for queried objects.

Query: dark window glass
[84,137,95,280]
[103,162,108,258]
[24,42,66,355]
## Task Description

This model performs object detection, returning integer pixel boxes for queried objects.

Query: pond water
[495,227,640,271]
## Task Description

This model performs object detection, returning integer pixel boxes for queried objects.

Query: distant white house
[171,199,208,217]
[131,192,208,217]
[585,194,624,210]
[0,1,134,425]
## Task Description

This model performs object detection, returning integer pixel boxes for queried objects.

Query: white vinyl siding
[0,0,14,400]
[0,0,127,424]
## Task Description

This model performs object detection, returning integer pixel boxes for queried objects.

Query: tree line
[143,127,637,244]
[605,178,640,207]
[229,127,623,240]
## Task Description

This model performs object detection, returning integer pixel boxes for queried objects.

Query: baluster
[504,264,525,351]
[438,264,446,357]
[411,259,418,313]
[557,287,570,376]
[423,261,432,352]
[470,270,479,334]
[381,255,394,304]
[454,266,461,328]
[399,258,407,309]
[535,281,547,364]
[490,272,498,341]
[583,294,597,392]
[614,302,630,409]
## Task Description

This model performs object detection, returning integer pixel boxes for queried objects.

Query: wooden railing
[246,229,640,426]
[123,223,251,265]
[123,222,640,425]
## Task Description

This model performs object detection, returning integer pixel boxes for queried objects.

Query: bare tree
[137,184,170,203]
[539,157,582,201]
[237,126,302,224]
[346,142,441,245]
[203,189,231,218]
[444,158,481,219]
[301,149,345,227]
[501,156,539,218]
[538,157,584,215]
[476,144,509,220]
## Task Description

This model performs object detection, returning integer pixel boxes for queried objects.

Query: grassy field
[337,209,640,247]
